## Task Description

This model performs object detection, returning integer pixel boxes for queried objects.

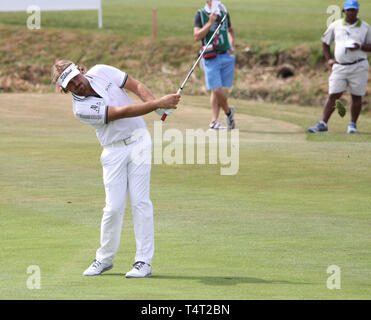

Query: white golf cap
[57,63,80,88]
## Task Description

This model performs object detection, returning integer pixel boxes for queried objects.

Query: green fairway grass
[0,93,370,299]
[1,0,371,48]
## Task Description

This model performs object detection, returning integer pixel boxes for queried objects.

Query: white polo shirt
[72,64,146,146]
[322,18,371,64]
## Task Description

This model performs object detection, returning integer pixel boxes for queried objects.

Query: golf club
[158,3,228,121]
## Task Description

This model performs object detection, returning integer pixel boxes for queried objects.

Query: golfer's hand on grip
[157,94,181,109]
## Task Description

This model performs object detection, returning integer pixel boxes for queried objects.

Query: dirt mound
[0,25,369,107]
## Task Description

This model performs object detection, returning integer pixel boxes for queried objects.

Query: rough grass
[0,0,371,106]
[0,24,369,108]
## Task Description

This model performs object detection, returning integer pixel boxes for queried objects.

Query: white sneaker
[308,121,328,133]
[225,106,236,130]
[83,259,113,276]
[347,122,357,134]
[125,261,152,278]
[209,120,227,131]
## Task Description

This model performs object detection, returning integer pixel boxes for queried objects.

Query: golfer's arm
[106,101,160,121]
[106,76,159,121]
[322,42,334,61]
[123,76,156,102]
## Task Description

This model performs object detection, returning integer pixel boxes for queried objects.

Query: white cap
[57,63,80,88]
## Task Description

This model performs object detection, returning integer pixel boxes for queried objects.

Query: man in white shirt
[308,0,371,134]
[52,60,180,278]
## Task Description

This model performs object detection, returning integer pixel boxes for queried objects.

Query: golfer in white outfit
[52,60,180,277]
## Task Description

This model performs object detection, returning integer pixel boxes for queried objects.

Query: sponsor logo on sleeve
[105,82,112,92]
[90,101,103,113]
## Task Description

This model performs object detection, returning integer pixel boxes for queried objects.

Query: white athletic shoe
[347,122,358,134]
[209,120,227,131]
[225,106,236,130]
[83,259,113,276]
[125,261,152,278]
[308,121,328,133]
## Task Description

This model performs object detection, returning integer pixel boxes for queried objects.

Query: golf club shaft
[161,13,227,121]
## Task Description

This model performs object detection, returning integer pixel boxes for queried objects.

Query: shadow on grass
[102,274,308,286]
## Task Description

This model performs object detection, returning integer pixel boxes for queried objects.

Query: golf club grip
[161,88,183,121]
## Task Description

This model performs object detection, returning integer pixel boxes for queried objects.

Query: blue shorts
[202,53,235,90]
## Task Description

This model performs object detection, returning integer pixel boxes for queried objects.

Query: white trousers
[95,130,154,266]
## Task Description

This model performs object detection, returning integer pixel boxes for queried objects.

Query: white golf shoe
[308,121,328,133]
[83,259,113,276]
[209,120,227,131]
[125,261,152,278]
[225,106,236,130]
[347,122,358,134]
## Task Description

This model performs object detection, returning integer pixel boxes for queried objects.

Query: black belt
[217,50,227,54]
[338,59,366,66]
